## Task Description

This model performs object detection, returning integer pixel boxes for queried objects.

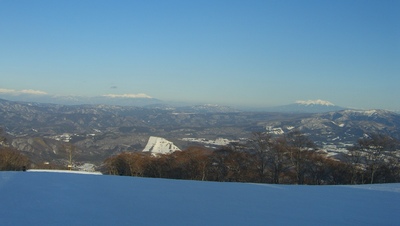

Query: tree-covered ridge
[1,122,399,185]
[104,131,400,185]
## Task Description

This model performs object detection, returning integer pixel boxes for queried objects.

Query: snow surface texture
[142,136,180,155]
[27,169,102,175]
[0,172,399,226]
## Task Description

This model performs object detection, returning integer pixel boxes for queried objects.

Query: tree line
[0,128,70,171]
[104,131,400,185]
[1,127,399,185]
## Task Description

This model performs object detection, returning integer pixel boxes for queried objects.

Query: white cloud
[0,88,17,94]
[102,93,152,99]
[20,89,48,95]
[0,88,47,95]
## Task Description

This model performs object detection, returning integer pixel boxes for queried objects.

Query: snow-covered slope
[0,171,399,225]
[142,136,180,155]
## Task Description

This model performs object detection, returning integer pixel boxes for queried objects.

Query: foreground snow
[0,172,399,226]
[27,169,102,175]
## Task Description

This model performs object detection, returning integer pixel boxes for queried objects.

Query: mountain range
[0,93,164,107]
[0,98,399,166]
[263,99,347,113]
[0,92,347,113]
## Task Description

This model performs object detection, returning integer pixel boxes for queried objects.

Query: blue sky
[1,0,399,110]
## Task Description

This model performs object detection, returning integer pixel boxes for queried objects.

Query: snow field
[0,172,399,226]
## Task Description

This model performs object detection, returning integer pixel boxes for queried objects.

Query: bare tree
[0,128,7,146]
[248,132,274,183]
[285,130,316,184]
[267,136,290,184]
[354,133,398,184]
[346,145,366,184]
[0,147,30,171]
[62,143,76,170]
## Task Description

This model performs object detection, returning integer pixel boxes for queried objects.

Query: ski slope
[0,171,399,225]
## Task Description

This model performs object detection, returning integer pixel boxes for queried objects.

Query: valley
[1,98,400,169]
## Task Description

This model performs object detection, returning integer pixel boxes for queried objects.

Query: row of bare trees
[0,128,30,170]
[104,131,400,184]
[1,125,398,184]
[0,147,30,171]
[347,133,399,184]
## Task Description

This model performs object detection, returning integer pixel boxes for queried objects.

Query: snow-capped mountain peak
[265,99,345,113]
[295,99,335,106]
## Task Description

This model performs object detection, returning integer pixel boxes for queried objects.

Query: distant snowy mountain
[175,104,239,113]
[295,99,335,106]
[142,136,180,155]
[0,93,163,107]
[266,99,347,113]
[90,95,163,107]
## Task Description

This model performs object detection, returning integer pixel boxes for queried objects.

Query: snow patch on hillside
[182,137,238,146]
[343,109,384,117]
[142,136,180,155]
[266,126,285,135]
[331,121,345,127]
